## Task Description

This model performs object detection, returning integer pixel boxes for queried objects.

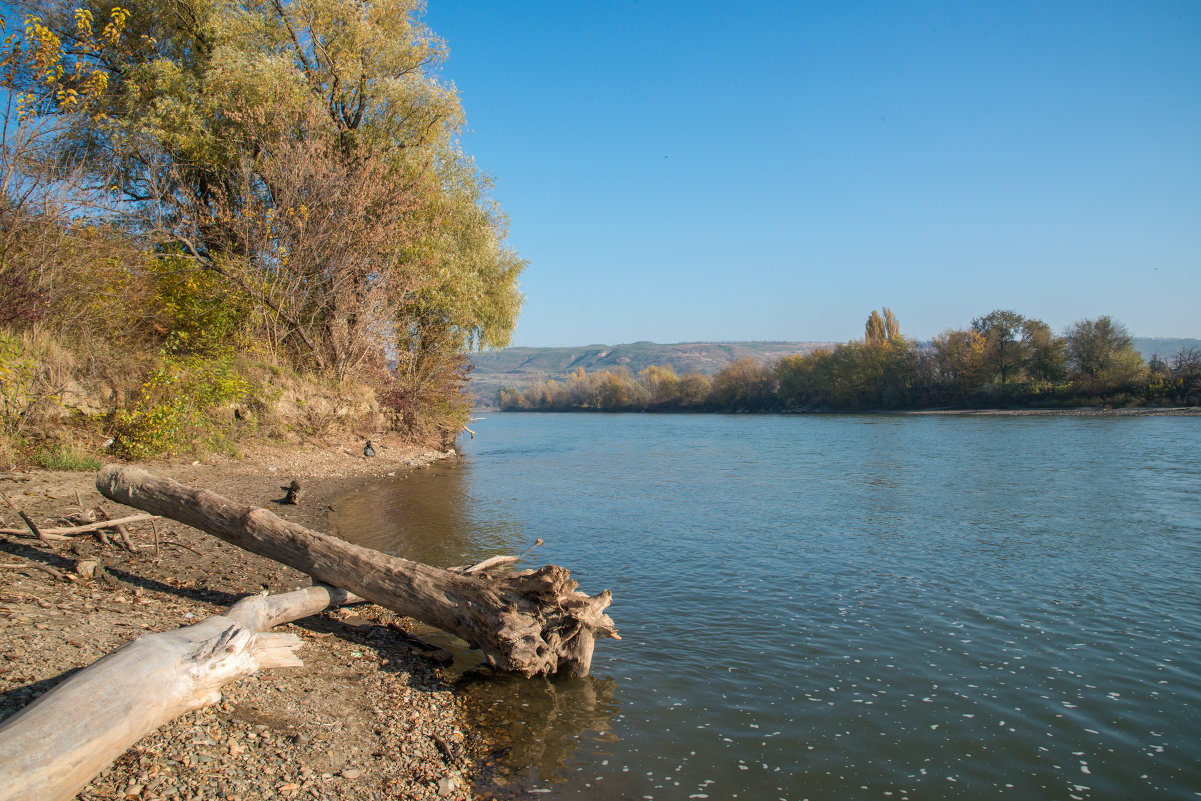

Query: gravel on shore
[0,433,487,801]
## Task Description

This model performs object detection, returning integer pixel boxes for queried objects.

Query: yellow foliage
[3,7,131,120]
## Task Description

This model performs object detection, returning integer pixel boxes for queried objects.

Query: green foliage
[34,441,102,471]
[108,338,250,459]
[1021,319,1068,383]
[1065,316,1146,390]
[972,309,1026,385]
[146,253,252,355]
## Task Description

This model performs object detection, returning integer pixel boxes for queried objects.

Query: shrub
[108,338,250,459]
[0,329,67,440]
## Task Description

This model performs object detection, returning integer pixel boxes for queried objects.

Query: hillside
[468,341,835,408]
[468,337,1201,409]
[1133,337,1201,363]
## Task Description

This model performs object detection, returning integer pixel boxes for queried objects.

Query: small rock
[437,775,457,795]
[340,769,362,780]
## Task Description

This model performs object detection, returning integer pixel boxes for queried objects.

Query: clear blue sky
[423,1,1201,347]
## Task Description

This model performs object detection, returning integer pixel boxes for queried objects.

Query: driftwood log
[0,585,357,801]
[96,465,618,677]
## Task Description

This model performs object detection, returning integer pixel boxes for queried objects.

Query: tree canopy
[2,0,524,447]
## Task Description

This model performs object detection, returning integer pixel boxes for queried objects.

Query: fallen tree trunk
[96,465,618,677]
[0,585,356,801]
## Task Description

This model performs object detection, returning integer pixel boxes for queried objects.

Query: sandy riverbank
[1,434,486,801]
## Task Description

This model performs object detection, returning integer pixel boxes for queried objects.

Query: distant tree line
[498,310,1201,413]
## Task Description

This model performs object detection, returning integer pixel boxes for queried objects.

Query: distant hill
[467,337,1201,408]
[468,341,835,408]
[1133,337,1201,363]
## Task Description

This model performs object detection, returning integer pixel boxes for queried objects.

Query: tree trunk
[0,585,356,801]
[95,465,618,678]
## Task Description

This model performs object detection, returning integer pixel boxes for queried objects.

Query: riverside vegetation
[499,308,1201,413]
[1,0,523,469]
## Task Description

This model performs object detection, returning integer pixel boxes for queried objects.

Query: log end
[490,567,618,678]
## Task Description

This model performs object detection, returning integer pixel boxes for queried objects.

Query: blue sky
[423,1,1200,347]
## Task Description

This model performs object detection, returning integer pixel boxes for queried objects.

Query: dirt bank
[0,433,487,801]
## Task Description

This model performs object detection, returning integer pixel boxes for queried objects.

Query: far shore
[1,435,481,801]
[897,405,1201,417]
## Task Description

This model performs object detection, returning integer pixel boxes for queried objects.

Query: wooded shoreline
[0,438,494,801]
[498,404,1201,417]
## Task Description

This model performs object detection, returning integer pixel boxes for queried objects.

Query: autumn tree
[1020,318,1067,383]
[640,364,680,408]
[26,0,521,362]
[1065,316,1145,388]
[971,309,1026,385]
[930,328,987,400]
[710,357,776,410]
[12,0,523,442]
[675,372,712,408]
[0,7,142,333]
[864,307,900,346]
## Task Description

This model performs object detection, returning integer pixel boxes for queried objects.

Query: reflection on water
[330,413,1201,801]
[459,671,620,794]
[327,461,529,565]
[329,463,620,795]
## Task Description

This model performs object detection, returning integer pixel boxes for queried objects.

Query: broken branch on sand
[0,585,357,801]
[0,513,158,540]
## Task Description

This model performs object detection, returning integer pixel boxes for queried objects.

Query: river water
[329,412,1201,800]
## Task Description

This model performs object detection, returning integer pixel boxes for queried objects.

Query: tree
[1065,316,1144,386]
[1170,347,1201,404]
[710,357,776,410]
[864,307,900,346]
[0,8,142,334]
[1020,318,1067,383]
[22,0,523,394]
[640,364,680,408]
[971,309,1026,385]
[1171,346,1201,377]
[675,372,711,408]
[930,328,987,400]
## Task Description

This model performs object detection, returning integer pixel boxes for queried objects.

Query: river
[329,412,1201,800]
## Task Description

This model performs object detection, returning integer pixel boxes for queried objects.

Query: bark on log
[96,465,618,678]
[0,585,356,801]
